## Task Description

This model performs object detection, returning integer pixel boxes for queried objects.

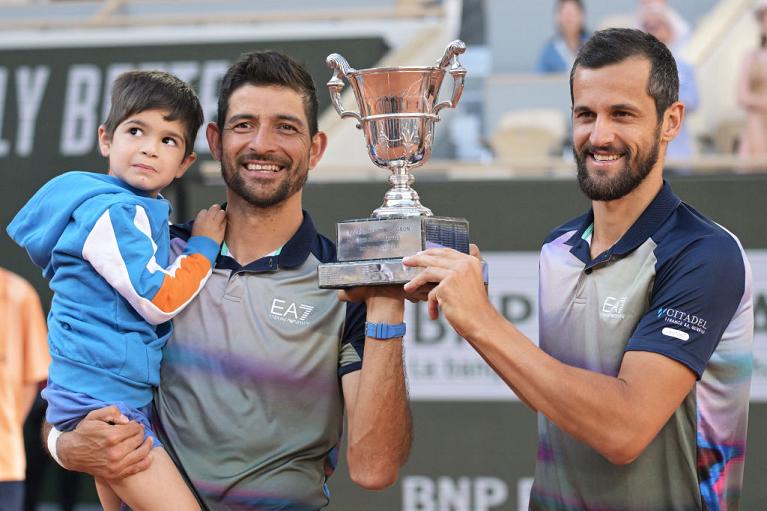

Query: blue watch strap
[365,321,406,340]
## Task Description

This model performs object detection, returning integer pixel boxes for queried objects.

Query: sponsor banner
[404,250,767,402]
[404,252,539,401]
[0,39,386,166]
[401,475,517,511]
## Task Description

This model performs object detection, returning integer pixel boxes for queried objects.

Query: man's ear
[175,152,198,179]
[97,125,111,157]
[308,131,328,171]
[206,122,223,161]
[660,101,685,143]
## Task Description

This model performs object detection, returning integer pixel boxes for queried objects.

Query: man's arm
[339,288,412,489]
[44,406,153,479]
[403,248,696,465]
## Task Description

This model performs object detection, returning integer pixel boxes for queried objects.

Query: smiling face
[99,109,196,197]
[207,84,326,209]
[571,57,668,202]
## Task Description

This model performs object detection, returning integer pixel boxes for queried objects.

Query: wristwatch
[365,321,406,340]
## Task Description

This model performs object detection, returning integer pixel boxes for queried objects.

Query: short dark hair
[217,50,319,136]
[569,28,679,120]
[102,70,203,159]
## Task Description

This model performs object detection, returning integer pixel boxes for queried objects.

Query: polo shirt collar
[216,208,317,273]
[566,180,681,266]
[170,207,318,273]
[276,209,317,269]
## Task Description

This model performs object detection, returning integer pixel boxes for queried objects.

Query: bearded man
[44,50,413,511]
[403,28,753,511]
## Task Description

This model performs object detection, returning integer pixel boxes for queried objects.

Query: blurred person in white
[536,0,590,73]
[638,0,690,50]
[737,0,767,159]
[0,267,50,511]
[600,0,691,53]
[640,3,699,160]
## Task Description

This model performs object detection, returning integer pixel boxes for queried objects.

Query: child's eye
[129,127,143,136]
[162,137,178,146]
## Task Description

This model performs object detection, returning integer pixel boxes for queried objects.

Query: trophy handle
[326,53,363,124]
[434,40,467,115]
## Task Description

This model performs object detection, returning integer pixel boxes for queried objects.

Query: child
[7,70,224,510]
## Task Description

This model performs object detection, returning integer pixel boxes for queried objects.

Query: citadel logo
[657,307,708,335]
[270,298,314,326]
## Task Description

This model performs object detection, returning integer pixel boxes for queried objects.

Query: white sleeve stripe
[82,206,201,325]
[133,207,188,279]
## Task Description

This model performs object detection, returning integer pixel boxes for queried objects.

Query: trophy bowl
[318,40,473,288]
[327,40,466,218]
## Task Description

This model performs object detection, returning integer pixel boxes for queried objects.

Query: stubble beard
[574,126,661,202]
[221,154,309,208]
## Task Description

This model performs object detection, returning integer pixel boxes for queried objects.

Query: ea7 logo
[602,296,627,315]
[270,298,314,322]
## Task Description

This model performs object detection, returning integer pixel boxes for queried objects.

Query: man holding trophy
[42,50,422,509]
[404,28,752,511]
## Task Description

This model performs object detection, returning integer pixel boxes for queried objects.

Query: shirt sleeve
[338,301,366,377]
[21,281,50,384]
[626,234,747,378]
[82,202,220,325]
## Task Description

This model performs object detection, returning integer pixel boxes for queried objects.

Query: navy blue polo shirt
[531,182,753,511]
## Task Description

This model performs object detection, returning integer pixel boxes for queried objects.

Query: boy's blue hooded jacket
[7,171,218,407]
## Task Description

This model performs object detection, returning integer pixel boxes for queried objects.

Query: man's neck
[589,172,663,259]
[223,192,304,265]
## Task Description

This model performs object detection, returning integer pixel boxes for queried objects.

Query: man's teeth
[593,153,620,162]
[245,163,281,171]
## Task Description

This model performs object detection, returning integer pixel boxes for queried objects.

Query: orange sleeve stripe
[150,253,212,313]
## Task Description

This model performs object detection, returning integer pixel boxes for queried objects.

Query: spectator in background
[0,267,50,511]
[737,0,767,159]
[638,0,691,51]
[600,0,692,53]
[24,392,85,511]
[640,3,699,160]
[536,0,589,73]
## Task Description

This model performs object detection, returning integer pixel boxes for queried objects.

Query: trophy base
[318,215,470,289]
[318,258,421,288]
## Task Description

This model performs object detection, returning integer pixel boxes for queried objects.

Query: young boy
[7,70,222,510]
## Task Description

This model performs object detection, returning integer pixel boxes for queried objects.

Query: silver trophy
[318,40,470,288]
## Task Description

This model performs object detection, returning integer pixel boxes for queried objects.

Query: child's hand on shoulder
[192,204,226,244]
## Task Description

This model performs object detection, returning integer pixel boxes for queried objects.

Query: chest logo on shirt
[270,298,315,326]
[657,307,708,336]
[601,296,627,319]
